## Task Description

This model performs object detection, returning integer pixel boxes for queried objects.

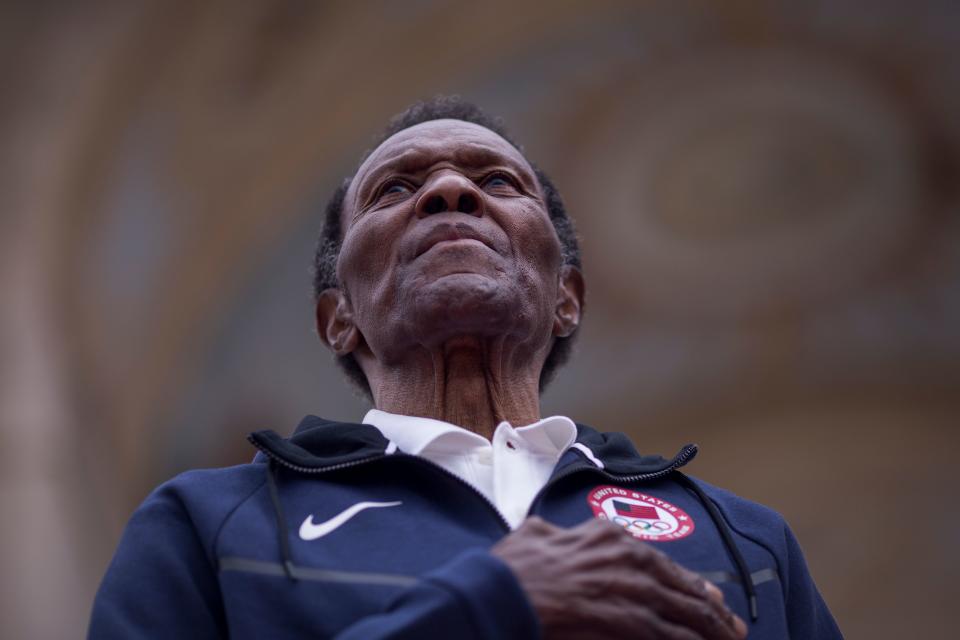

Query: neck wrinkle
[366,336,543,441]
[439,343,496,439]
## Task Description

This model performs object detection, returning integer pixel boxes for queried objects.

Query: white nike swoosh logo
[298,501,402,541]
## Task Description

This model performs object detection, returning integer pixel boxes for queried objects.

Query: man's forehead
[355,119,531,182]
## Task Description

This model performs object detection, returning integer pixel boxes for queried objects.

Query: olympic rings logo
[612,515,672,532]
[589,487,695,541]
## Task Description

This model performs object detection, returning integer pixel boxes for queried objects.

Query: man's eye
[481,173,518,190]
[378,181,413,199]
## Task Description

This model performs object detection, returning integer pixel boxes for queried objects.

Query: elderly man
[90,98,841,639]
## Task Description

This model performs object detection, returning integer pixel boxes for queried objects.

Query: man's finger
[626,539,711,599]
[622,541,747,638]
[704,580,724,604]
[607,573,746,640]
[518,515,554,532]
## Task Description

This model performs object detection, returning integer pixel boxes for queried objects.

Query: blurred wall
[2,1,958,637]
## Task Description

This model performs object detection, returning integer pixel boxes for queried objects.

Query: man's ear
[316,288,361,356]
[553,265,585,338]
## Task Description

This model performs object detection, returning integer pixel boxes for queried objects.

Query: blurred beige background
[2,1,959,637]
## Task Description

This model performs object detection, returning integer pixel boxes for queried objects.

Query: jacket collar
[248,415,697,477]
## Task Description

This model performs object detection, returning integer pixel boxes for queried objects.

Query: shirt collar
[362,409,577,457]
[514,417,578,456]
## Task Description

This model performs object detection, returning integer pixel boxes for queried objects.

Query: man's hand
[492,516,748,640]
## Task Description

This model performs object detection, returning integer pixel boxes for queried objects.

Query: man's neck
[364,336,542,440]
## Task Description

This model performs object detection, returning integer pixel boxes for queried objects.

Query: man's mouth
[414,224,497,259]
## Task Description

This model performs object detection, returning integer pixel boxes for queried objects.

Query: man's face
[333,119,570,366]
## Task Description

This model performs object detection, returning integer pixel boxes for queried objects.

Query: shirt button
[477,450,493,465]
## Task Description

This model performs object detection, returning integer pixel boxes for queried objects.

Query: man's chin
[403,274,522,340]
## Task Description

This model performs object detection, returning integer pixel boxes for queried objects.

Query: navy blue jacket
[89,416,842,638]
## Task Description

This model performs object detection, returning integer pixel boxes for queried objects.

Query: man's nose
[415,173,482,218]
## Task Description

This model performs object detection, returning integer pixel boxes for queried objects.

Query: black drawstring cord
[265,460,298,581]
[676,473,758,621]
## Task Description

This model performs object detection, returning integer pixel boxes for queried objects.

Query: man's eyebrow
[360,143,531,189]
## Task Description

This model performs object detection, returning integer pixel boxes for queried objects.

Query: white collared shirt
[362,409,577,529]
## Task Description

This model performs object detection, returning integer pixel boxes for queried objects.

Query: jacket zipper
[249,440,512,532]
[526,443,699,516]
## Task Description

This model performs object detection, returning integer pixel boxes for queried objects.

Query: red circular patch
[587,485,695,541]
